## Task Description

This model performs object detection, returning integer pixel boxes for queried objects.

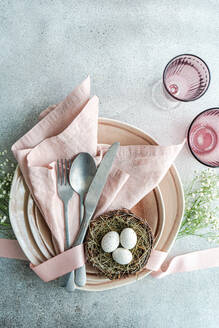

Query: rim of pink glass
[163,54,211,102]
[187,108,219,168]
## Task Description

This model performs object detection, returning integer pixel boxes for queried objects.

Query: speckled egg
[120,228,137,249]
[101,231,120,253]
[112,248,133,265]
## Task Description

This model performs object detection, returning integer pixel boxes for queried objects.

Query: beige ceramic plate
[34,205,56,257]
[9,117,184,291]
[9,171,46,265]
[27,195,52,259]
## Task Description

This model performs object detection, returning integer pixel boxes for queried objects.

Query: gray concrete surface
[1,1,219,327]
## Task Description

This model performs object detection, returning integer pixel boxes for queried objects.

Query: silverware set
[56,142,120,292]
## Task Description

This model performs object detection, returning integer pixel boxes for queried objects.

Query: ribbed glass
[188,108,219,167]
[163,54,210,102]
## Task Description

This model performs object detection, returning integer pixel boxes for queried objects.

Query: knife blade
[73,141,120,247]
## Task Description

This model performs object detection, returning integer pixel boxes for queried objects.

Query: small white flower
[1,216,7,223]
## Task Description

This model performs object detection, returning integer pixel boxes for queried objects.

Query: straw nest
[85,209,153,280]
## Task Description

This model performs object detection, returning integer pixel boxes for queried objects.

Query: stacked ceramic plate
[9,118,184,291]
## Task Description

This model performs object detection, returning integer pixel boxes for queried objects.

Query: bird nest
[85,209,153,280]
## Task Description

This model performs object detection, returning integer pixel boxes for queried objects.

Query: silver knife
[65,142,120,291]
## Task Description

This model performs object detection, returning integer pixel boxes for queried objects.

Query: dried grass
[85,209,153,280]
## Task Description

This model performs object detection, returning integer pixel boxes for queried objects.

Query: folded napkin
[12,77,184,255]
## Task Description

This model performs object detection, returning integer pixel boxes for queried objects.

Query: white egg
[120,228,137,249]
[112,248,133,265]
[101,231,120,253]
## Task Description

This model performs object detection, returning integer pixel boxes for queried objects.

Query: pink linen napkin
[12,77,184,256]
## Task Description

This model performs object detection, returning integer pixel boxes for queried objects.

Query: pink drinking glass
[188,108,219,167]
[152,54,210,110]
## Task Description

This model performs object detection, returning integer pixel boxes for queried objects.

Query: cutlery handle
[65,271,76,292]
[74,197,87,287]
[64,202,70,250]
[75,265,86,287]
[64,202,76,292]
[74,209,92,246]
[65,208,92,288]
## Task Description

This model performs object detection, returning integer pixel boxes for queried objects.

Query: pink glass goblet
[152,54,210,111]
[187,108,219,167]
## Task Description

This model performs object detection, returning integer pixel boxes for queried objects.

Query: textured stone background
[1,1,219,327]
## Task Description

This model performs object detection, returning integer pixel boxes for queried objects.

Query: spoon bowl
[70,153,97,196]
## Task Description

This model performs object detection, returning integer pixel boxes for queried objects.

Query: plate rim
[27,194,52,259]
[9,169,46,265]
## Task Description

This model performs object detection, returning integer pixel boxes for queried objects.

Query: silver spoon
[69,152,97,287]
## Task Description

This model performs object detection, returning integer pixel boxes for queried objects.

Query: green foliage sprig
[0,150,15,238]
[178,169,219,242]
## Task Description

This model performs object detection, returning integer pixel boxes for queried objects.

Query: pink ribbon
[146,249,168,272]
[0,239,28,261]
[0,239,85,282]
[148,248,219,278]
[30,244,85,282]
[2,238,219,281]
